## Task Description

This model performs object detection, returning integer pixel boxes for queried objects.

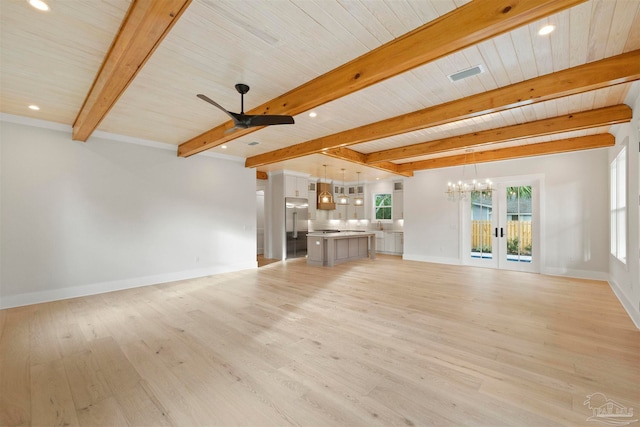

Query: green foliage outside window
[507,186,532,199]
[374,193,392,220]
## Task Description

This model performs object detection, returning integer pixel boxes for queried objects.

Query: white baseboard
[0,261,257,310]
[402,253,461,265]
[404,256,612,281]
[376,251,402,256]
[541,266,610,281]
[608,277,640,329]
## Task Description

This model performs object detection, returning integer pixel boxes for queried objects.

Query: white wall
[256,184,265,255]
[0,119,256,308]
[404,148,610,279]
[609,81,640,327]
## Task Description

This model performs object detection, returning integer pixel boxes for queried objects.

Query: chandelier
[446,178,493,201]
[446,149,492,201]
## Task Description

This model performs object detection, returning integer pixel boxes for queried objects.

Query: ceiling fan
[197,84,294,133]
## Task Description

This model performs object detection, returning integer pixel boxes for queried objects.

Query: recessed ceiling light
[538,25,555,36]
[309,112,317,118]
[28,105,40,111]
[220,145,227,149]
[28,0,49,11]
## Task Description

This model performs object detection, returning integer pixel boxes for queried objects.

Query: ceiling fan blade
[224,123,249,134]
[248,115,295,127]
[196,94,238,123]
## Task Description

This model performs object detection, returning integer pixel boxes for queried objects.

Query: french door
[463,181,539,273]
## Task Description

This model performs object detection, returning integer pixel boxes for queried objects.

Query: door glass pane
[470,190,493,259]
[506,186,532,263]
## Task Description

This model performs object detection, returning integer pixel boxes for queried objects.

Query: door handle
[500,227,504,238]
[494,227,498,238]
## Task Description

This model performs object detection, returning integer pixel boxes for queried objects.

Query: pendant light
[337,169,349,205]
[353,171,364,206]
[318,164,334,204]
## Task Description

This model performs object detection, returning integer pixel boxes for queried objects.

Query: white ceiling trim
[0,113,72,133]
[0,113,245,163]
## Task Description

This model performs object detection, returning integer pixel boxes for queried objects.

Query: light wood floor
[257,254,280,268]
[1,255,638,426]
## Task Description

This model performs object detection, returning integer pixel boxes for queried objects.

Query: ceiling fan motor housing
[235,83,250,95]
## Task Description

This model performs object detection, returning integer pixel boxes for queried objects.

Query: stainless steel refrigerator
[285,198,308,259]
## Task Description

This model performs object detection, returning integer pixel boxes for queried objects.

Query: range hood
[317,182,335,210]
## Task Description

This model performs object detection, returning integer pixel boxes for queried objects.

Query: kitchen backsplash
[310,218,404,232]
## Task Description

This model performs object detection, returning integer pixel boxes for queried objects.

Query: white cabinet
[376,232,403,255]
[347,196,365,219]
[308,181,317,219]
[393,189,404,219]
[325,182,345,219]
[374,231,384,253]
[285,175,296,197]
[308,190,317,220]
[346,186,365,220]
[285,175,308,198]
[348,185,364,197]
[334,203,347,220]
[297,177,308,197]
[384,234,395,252]
[394,232,403,253]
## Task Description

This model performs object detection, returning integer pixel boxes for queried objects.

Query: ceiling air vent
[448,65,485,82]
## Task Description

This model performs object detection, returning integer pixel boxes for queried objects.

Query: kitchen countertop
[307,231,375,237]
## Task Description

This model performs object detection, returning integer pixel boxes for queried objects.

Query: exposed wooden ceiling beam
[397,134,614,173]
[256,171,268,180]
[246,49,640,168]
[322,147,413,177]
[178,0,585,158]
[365,104,632,163]
[72,0,192,142]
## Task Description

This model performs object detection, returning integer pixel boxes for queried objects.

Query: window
[374,193,392,220]
[610,146,626,264]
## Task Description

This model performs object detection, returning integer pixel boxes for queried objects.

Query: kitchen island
[306,231,376,266]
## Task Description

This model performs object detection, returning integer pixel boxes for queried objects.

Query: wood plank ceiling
[1,0,639,183]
